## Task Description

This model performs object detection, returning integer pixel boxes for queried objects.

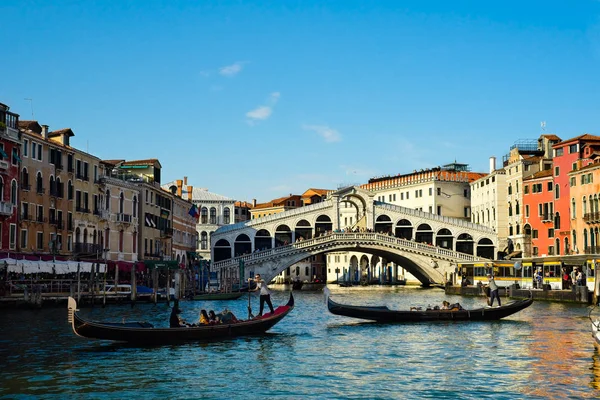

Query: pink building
[0,103,20,253]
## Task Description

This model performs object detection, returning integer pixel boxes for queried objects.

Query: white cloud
[245,92,281,125]
[219,61,245,77]
[302,124,342,143]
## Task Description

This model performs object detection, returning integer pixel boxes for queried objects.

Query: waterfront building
[503,136,558,258]
[103,160,173,263]
[568,147,600,254]
[186,186,235,262]
[361,162,484,221]
[161,178,198,268]
[18,122,76,259]
[470,157,508,257]
[522,169,554,257]
[551,134,600,255]
[71,146,102,260]
[0,103,20,253]
[96,160,141,265]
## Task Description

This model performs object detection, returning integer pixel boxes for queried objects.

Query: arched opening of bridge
[275,225,291,246]
[255,229,272,251]
[235,234,251,257]
[415,224,433,244]
[315,215,332,236]
[395,219,413,239]
[477,238,495,259]
[375,215,392,234]
[456,233,474,255]
[360,255,369,281]
[436,228,454,250]
[295,219,312,241]
[213,239,232,262]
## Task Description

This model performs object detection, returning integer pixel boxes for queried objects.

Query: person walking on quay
[252,273,275,317]
[571,268,578,288]
[487,274,501,307]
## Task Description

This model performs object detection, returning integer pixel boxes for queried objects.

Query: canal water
[1,286,599,399]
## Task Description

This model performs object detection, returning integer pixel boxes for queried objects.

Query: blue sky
[2,1,600,202]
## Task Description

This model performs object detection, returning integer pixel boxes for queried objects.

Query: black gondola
[324,288,532,322]
[67,293,294,343]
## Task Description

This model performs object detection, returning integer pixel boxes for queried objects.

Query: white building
[470,157,508,255]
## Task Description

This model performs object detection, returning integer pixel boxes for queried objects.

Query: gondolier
[252,274,275,316]
[487,274,501,307]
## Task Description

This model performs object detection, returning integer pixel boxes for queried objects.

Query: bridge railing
[212,232,488,270]
[374,202,497,235]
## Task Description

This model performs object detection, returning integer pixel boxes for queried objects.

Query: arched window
[36,172,43,193]
[201,231,208,250]
[201,207,208,224]
[0,176,4,201]
[10,180,17,205]
[515,201,520,215]
[223,207,230,224]
[583,197,588,215]
[133,196,137,218]
[119,192,124,214]
[210,207,217,224]
[49,175,55,196]
[56,177,62,198]
[21,168,29,188]
[572,198,576,219]
[68,180,73,200]
[508,202,512,217]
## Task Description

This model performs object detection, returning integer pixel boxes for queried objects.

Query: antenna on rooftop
[24,98,34,119]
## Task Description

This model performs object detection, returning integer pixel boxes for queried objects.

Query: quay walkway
[445,284,592,304]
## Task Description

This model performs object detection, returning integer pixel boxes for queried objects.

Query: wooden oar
[247,277,252,319]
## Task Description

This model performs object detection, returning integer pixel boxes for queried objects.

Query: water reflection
[591,346,600,390]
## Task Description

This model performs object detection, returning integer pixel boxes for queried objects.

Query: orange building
[522,169,555,257]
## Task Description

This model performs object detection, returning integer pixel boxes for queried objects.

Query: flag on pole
[188,204,200,221]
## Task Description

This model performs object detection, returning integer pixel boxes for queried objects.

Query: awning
[504,251,522,260]
[143,260,180,270]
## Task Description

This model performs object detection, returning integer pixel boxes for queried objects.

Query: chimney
[176,179,183,197]
[183,176,188,186]
[252,199,257,207]
[489,157,496,173]
[42,125,49,139]
[187,186,193,201]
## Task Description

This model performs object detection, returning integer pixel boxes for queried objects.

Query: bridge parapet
[213,232,490,271]
[375,202,496,235]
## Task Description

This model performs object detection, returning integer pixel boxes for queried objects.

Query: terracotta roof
[253,195,300,209]
[18,120,42,134]
[234,200,254,208]
[101,159,125,167]
[523,169,553,180]
[541,134,561,141]
[49,128,74,137]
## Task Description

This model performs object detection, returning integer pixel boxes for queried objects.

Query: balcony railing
[67,165,74,173]
[21,213,31,221]
[541,213,554,222]
[36,216,47,223]
[76,206,90,213]
[117,213,132,223]
[74,243,102,254]
[21,183,31,191]
[0,201,13,216]
[94,209,109,220]
[160,227,173,238]
[584,212,600,224]
[49,218,64,229]
[36,187,45,195]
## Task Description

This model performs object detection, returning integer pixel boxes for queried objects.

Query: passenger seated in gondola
[198,309,210,325]
[208,310,219,324]
[441,301,450,310]
[218,309,240,324]
[448,302,463,311]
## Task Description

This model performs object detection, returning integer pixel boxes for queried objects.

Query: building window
[20,229,27,249]
[201,231,208,250]
[132,231,137,254]
[37,231,44,250]
[23,140,29,157]
[569,144,577,154]
[10,180,17,205]
[119,230,124,253]
[525,205,530,218]
[437,205,441,215]
[9,224,16,250]
[224,207,230,224]
[548,228,555,238]
[554,166,560,176]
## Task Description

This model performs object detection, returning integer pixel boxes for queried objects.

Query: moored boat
[324,288,532,322]
[67,293,294,343]
[191,292,245,301]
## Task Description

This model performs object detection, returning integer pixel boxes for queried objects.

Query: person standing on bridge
[252,274,275,317]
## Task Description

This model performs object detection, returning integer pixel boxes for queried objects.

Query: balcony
[55,162,63,171]
[49,218,64,229]
[94,209,109,220]
[21,183,31,191]
[116,213,132,224]
[584,212,600,224]
[67,165,74,174]
[75,205,90,214]
[0,125,20,142]
[74,242,102,254]
[36,187,45,195]
[541,213,554,222]
[36,216,47,223]
[0,160,9,170]
[49,187,59,198]
[160,227,173,238]
[0,201,13,216]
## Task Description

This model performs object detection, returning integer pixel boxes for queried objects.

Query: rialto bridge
[211,186,497,286]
